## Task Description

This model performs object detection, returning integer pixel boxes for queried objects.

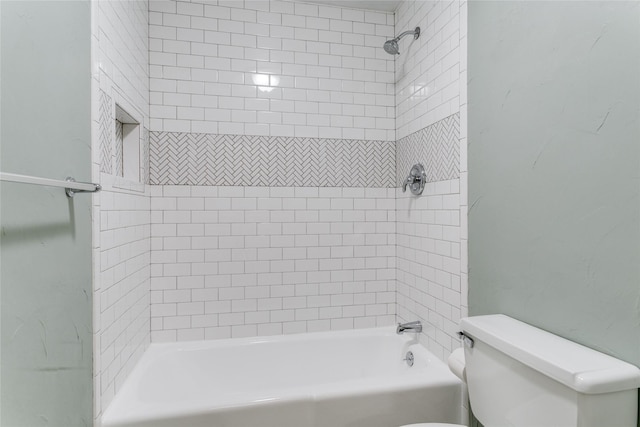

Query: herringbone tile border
[396,113,460,186]
[149,114,457,188]
[114,120,123,177]
[98,90,112,174]
[142,127,150,184]
[150,133,396,187]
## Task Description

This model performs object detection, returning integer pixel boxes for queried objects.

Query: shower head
[383,39,399,55]
[383,26,420,55]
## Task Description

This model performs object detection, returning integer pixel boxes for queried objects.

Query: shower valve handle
[402,164,426,196]
[403,175,420,192]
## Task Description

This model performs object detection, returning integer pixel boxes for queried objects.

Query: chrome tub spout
[396,320,422,334]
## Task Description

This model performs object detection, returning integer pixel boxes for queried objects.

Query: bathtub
[101,327,462,427]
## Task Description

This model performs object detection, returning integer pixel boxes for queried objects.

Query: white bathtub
[101,327,462,427]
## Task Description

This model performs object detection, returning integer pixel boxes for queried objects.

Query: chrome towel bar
[0,172,101,198]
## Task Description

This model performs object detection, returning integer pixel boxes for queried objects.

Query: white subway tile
[142,0,464,359]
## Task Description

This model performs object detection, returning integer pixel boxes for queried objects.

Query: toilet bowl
[400,424,463,427]
[400,314,640,427]
[399,349,467,427]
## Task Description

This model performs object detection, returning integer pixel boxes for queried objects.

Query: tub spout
[396,321,422,334]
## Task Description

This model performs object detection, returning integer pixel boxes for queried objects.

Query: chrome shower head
[383,26,420,55]
[383,39,399,55]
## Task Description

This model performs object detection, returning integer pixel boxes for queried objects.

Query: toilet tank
[460,315,640,427]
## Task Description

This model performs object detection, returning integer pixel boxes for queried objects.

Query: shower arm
[394,28,420,42]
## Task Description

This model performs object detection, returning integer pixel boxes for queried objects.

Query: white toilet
[402,314,640,427]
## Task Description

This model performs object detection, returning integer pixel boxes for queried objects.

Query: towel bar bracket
[65,177,102,198]
[0,172,101,198]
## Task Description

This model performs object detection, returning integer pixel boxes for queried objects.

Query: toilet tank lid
[460,315,640,394]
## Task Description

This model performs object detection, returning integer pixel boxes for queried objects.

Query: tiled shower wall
[148,0,395,140]
[146,0,401,341]
[144,1,468,354]
[150,186,396,341]
[91,0,151,420]
[395,0,467,362]
[91,4,467,403]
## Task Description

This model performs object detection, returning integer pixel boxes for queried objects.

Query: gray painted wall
[1,1,92,425]
[468,0,640,370]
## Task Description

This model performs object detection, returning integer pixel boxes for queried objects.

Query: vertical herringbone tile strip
[367,140,395,187]
[187,133,209,185]
[325,138,346,187]
[271,136,289,186]
[149,131,164,184]
[396,113,460,186]
[253,136,270,186]
[349,140,368,187]
[210,134,229,186]
[307,138,322,187]
[291,138,310,186]
[150,132,183,184]
[142,127,150,184]
[166,133,185,184]
[281,137,297,186]
[316,138,330,187]
[230,134,248,186]
[98,90,112,174]
[243,136,261,186]
[231,135,247,186]
[149,132,396,187]
[383,140,396,186]
[173,132,190,184]
[114,120,123,177]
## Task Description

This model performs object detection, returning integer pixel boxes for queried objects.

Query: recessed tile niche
[115,104,141,182]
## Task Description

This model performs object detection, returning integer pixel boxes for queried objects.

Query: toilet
[402,314,640,427]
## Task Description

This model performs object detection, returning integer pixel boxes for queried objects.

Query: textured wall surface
[468,1,640,367]
[1,2,93,425]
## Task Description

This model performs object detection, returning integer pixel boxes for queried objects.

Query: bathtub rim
[101,326,462,427]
